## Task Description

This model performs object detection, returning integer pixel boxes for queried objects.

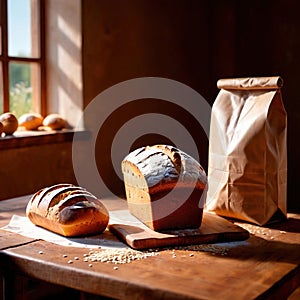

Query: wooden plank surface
[1,195,300,299]
[1,233,300,300]
[109,210,249,249]
[0,231,36,250]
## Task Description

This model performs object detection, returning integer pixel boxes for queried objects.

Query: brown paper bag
[206,76,287,225]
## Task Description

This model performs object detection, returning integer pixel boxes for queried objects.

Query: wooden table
[1,195,300,300]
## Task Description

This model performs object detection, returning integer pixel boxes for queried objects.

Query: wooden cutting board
[108,209,249,250]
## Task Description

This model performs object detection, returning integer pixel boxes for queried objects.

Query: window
[0,0,45,118]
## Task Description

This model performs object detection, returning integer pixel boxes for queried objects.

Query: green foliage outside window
[10,82,32,118]
[9,63,33,118]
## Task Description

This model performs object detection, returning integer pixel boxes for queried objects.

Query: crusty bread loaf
[18,113,44,130]
[0,122,3,136]
[0,112,18,135]
[42,113,67,130]
[26,184,109,237]
[122,145,207,231]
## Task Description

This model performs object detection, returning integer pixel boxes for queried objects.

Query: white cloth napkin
[1,211,134,249]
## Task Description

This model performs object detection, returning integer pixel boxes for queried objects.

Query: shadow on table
[266,217,300,234]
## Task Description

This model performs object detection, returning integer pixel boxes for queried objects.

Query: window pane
[9,62,35,117]
[8,0,39,58]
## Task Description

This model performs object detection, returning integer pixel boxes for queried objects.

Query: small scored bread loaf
[18,113,44,130]
[26,184,109,237]
[0,112,18,135]
[42,113,67,130]
[122,145,207,231]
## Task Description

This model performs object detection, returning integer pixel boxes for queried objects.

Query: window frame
[0,0,46,116]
